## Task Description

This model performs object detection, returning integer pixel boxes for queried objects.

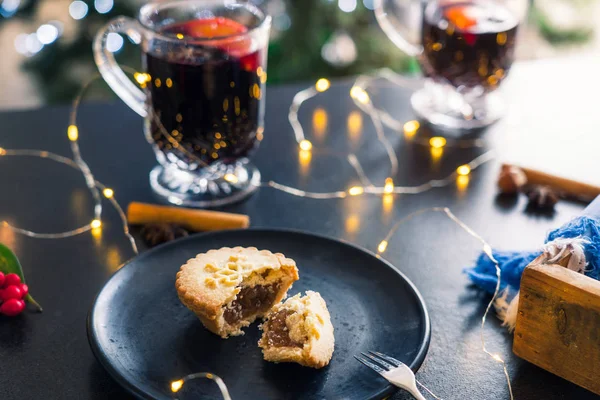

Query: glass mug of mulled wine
[375,0,527,131]
[94,0,270,207]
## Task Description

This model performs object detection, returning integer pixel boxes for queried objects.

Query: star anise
[526,185,559,210]
[141,223,189,247]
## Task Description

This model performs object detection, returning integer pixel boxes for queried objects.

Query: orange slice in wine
[444,6,477,31]
[166,18,257,70]
[181,17,248,39]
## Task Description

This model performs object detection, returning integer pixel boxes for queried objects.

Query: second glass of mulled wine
[375,0,527,132]
[94,0,270,207]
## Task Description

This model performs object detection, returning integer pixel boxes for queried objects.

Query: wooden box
[513,255,600,395]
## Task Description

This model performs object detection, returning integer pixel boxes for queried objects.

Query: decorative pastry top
[176,246,297,320]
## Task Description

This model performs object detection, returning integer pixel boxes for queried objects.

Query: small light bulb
[91,219,102,229]
[429,136,447,149]
[257,66,267,83]
[299,139,313,151]
[315,78,331,92]
[378,240,388,253]
[350,86,370,104]
[348,186,364,196]
[134,72,149,85]
[403,120,420,137]
[456,164,471,176]
[0,148,5,156]
[171,379,184,393]
[103,188,114,198]
[384,177,394,194]
[176,33,184,40]
[68,125,79,141]
[224,173,239,184]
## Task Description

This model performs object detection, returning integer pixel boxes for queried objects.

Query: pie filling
[263,309,303,348]
[223,282,282,324]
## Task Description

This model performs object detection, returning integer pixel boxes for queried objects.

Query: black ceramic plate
[88,229,430,400]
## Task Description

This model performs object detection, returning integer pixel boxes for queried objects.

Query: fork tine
[361,352,394,370]
[368,351,404,367]
[354,355,386,375]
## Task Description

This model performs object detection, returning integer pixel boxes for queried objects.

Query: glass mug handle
[93,17,148,117]
[373,0,423,57]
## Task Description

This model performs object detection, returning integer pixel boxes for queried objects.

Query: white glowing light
[94,0,113,14]
[69,1,89,20]
[321,32,357,67]
[363,0,375,10]
[14,33,29,55]
[25,34,43,54]
[1,0,20,16]
[106,32,124,53]
[338,0,357,13]
[36,24,59,45]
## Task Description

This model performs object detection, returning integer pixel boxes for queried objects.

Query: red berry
[1,285,22,301]
[4,273,21,287]
[19,284,29,298]
[0,272,5,288]
[0,298,25,316]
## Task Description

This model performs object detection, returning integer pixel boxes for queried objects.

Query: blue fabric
[547,216,600,281]
[465,216,600,296]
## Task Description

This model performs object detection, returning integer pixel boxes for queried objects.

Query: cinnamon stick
[127,202,250,231]
[502,163,600,202]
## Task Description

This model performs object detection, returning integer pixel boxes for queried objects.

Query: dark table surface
[0,57,599,400]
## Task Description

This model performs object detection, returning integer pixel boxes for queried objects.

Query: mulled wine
[144,17,266,168]
[421,1,518,91]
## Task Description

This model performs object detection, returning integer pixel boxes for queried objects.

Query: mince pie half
[176,247,299,338]
[259,291,334,369]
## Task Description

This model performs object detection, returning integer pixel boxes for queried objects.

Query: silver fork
[354,351,427,400]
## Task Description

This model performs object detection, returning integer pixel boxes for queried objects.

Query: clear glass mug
[94,0,270,207]
[374,0,527,131]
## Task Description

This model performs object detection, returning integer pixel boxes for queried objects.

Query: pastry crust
[259,291,335,369]
[176,247,299,338]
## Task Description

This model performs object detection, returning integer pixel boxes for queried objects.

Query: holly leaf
[0,244,42,312]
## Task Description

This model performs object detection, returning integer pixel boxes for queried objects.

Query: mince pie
[176,247,299,338]
[259,291,334,369]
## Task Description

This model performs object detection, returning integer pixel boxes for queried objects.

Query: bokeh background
[1,0,599,109]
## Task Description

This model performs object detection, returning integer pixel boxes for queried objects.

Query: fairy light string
[0,149,97,238]
[0,74,139,254]
[283,76,494,201]
[170,372,232,400]
[278,70,512,399]
[376,207,513,400]
[352,69,485,149]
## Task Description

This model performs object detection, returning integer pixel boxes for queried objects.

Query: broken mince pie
[259,291,334,369]
[176,247,299,338]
